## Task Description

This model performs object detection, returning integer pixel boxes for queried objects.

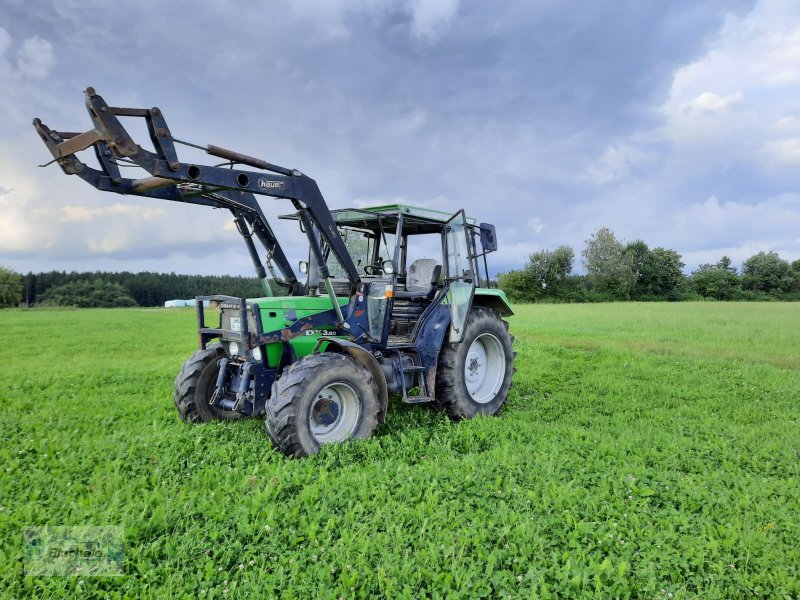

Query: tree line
[498,227,800,303]
[1,231,799,308]
[0,269,267,308]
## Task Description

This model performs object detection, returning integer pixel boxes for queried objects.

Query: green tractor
[34,89,516,457]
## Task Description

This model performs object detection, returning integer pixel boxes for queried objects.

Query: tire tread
[265,353,379,457]
[436,306,515,420]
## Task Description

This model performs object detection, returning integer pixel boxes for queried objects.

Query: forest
[0,269,265,308]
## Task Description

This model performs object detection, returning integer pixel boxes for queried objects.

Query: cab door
[444,210,476,343]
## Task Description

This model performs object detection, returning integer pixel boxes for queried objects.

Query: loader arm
[32,87,362,301]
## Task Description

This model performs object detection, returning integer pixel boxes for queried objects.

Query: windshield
[326,228,375,278]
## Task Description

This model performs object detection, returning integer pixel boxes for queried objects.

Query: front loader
[34,88,516,457]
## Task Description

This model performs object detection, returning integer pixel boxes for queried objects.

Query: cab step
[403,395,431,404]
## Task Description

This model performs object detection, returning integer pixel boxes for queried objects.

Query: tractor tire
[436,306,515,420]
[173,344,244,423]
[265,353,381,458]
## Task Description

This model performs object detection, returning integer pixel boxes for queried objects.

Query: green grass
[1,303,798,598]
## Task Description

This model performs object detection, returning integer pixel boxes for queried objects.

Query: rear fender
[472,288,514,317]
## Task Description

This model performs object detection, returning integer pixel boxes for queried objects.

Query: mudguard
[472,288,514,317]
[313,337,389,424]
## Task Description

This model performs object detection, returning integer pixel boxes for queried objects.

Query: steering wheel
[364,263,383,275]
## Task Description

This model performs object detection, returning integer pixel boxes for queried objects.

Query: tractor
[33,89,516,457]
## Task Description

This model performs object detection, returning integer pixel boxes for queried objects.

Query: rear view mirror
[479,223,497,252]
[299,260,308,274]
[382,260,394,275]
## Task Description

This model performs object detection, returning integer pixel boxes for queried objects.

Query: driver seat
[394,259,441,300]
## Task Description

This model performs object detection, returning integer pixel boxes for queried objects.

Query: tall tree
[717,256,737,273]
[582,227,635,299]
[622,241,686,299]
[526,246,575,294]
[691,263,741,300]
[624,240,650,281]
[0,267,22,308]
[625,240,650,299]
[741,251,794,293]
[648,248,686,296]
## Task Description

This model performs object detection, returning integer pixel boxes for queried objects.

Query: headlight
[252,346,262,362]
[228,341,239,356]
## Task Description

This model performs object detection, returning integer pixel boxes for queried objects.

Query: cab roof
[333,204,480,235]
[281,203,476,236]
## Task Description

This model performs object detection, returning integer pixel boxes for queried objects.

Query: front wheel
[173,344,244,423]
[436,307,515,419]
[265,353,381,457]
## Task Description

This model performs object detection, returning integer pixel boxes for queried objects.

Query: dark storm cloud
[3,0,796,276]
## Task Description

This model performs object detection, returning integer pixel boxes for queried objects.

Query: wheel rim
[309,382,361,443]
[464,333,506,404]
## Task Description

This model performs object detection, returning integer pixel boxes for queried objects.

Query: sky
[1,0,799,278]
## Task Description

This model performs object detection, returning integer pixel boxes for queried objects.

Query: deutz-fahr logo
[220,302,240,310]
[258,179,284,190]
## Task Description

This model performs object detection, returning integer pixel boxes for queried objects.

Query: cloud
[16,35,54,78]
[0,28,10,57]
[687,91,743,113]
[585,145,652,185]
[761,138,800,166]
[567,0,800,270]
[0,140,242,261]
[285,0,461,44]
[528,217,545,235]
[0,28,63,127]
[658,0,800,176]
[674,194,800,251]
[4,0,799,279]
[408,0,460,40]
[59,203,166,223]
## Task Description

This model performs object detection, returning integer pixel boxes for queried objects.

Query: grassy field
[1,303,798,598]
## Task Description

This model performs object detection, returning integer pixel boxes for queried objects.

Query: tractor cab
[282,204,503,349]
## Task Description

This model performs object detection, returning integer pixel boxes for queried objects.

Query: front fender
[313,337,389,424]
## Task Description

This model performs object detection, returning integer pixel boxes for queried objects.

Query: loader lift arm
[32,87,362,304]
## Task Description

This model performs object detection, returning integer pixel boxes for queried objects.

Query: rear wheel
[265,353,381,457]
[173,344,243,423]
[436,307,515,419]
